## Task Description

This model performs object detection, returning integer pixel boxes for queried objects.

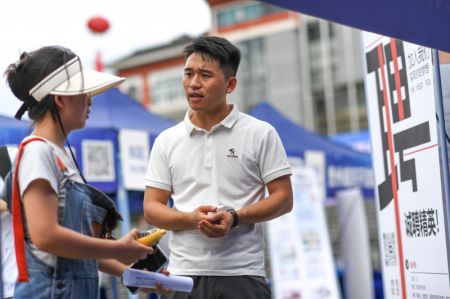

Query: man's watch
[227,209,239,229]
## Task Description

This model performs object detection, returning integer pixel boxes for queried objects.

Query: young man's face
[183,52,236,113]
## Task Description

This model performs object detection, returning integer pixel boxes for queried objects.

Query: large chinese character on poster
[363,32,450,298]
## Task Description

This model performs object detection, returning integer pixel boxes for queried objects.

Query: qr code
[82,140,115,182]
[383,232,397,267]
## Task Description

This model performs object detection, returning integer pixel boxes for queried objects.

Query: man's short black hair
[183,36,241,78]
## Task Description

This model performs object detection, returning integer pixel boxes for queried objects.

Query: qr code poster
[363,32,450,298]
[82,140,115,182]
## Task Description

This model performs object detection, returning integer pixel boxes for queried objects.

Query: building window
[330,39,341,83]
[328,22,335,38]
[357,82,368,129]
[312,90,327,134]
[334,85,351,133]
[309,42,323,88]
[120,75,143,104]
[217,3,282,27]
[238,38,266,109]
[127,86,138,102]
[151,78,184,105]
[149,67,185,106]
[307,21,321,42]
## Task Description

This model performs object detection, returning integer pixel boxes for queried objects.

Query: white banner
[363,32,450,298]
[119,129,150,191]
[267,163,341,299]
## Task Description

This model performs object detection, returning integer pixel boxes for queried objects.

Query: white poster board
[267,163,341,299]
[363,32,450,298]
[118,129,150,191]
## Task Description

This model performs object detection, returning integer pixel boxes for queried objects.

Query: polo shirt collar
[184,104,240,135]
[221,104,240,129]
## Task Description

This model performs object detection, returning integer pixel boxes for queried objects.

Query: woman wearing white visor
[4,46,165,298]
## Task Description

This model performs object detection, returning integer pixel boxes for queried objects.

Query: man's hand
[197,210,234,238]
[187,205,218,229]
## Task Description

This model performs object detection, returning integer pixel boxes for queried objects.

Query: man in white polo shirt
[143,36,293,299]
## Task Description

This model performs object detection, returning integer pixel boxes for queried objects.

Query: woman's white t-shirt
[18,136,83,267]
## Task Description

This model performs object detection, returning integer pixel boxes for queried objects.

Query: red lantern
[87,16,110,34]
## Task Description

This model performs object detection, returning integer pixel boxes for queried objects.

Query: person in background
[1,171,17,299]
[143,36,293,299]
[0,146,16,299]
[4,45,164,298]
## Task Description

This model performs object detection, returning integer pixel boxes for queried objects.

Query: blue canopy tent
[331,130,371,154]
[249,102,374,199]
[69,88,175,199]
[67,88,175,220]
[84,88,174,136]
[0,115,31,145]
[260,0,450,53]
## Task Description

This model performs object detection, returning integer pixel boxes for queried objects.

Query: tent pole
[432,49,450,279]
[116,152,138,299]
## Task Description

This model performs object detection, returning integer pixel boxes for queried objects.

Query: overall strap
[12,137,66,282]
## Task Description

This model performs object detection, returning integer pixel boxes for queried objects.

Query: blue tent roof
[68,88,176,193]
[249,102,374,198]
[86,88,175,136]
[0,115,30,128]
[331,130,371,154]
[0,114,31,145]
[261,0,450,53]
[249,102,371,163]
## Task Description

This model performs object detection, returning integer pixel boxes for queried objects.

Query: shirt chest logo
[227,148,239,158]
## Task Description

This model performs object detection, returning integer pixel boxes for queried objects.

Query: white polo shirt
[145,104,291,276]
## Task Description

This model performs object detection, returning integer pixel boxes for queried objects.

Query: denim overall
[12,138,120,299]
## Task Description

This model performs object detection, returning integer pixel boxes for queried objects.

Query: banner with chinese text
[363,32,450,298]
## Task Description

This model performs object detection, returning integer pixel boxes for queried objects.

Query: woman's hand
[115,229,154,265]
[0,199,8,213]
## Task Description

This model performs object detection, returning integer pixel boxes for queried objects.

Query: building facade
[110,0,368,135]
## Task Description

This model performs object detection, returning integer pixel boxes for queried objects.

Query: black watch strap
[227,209,239,229]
